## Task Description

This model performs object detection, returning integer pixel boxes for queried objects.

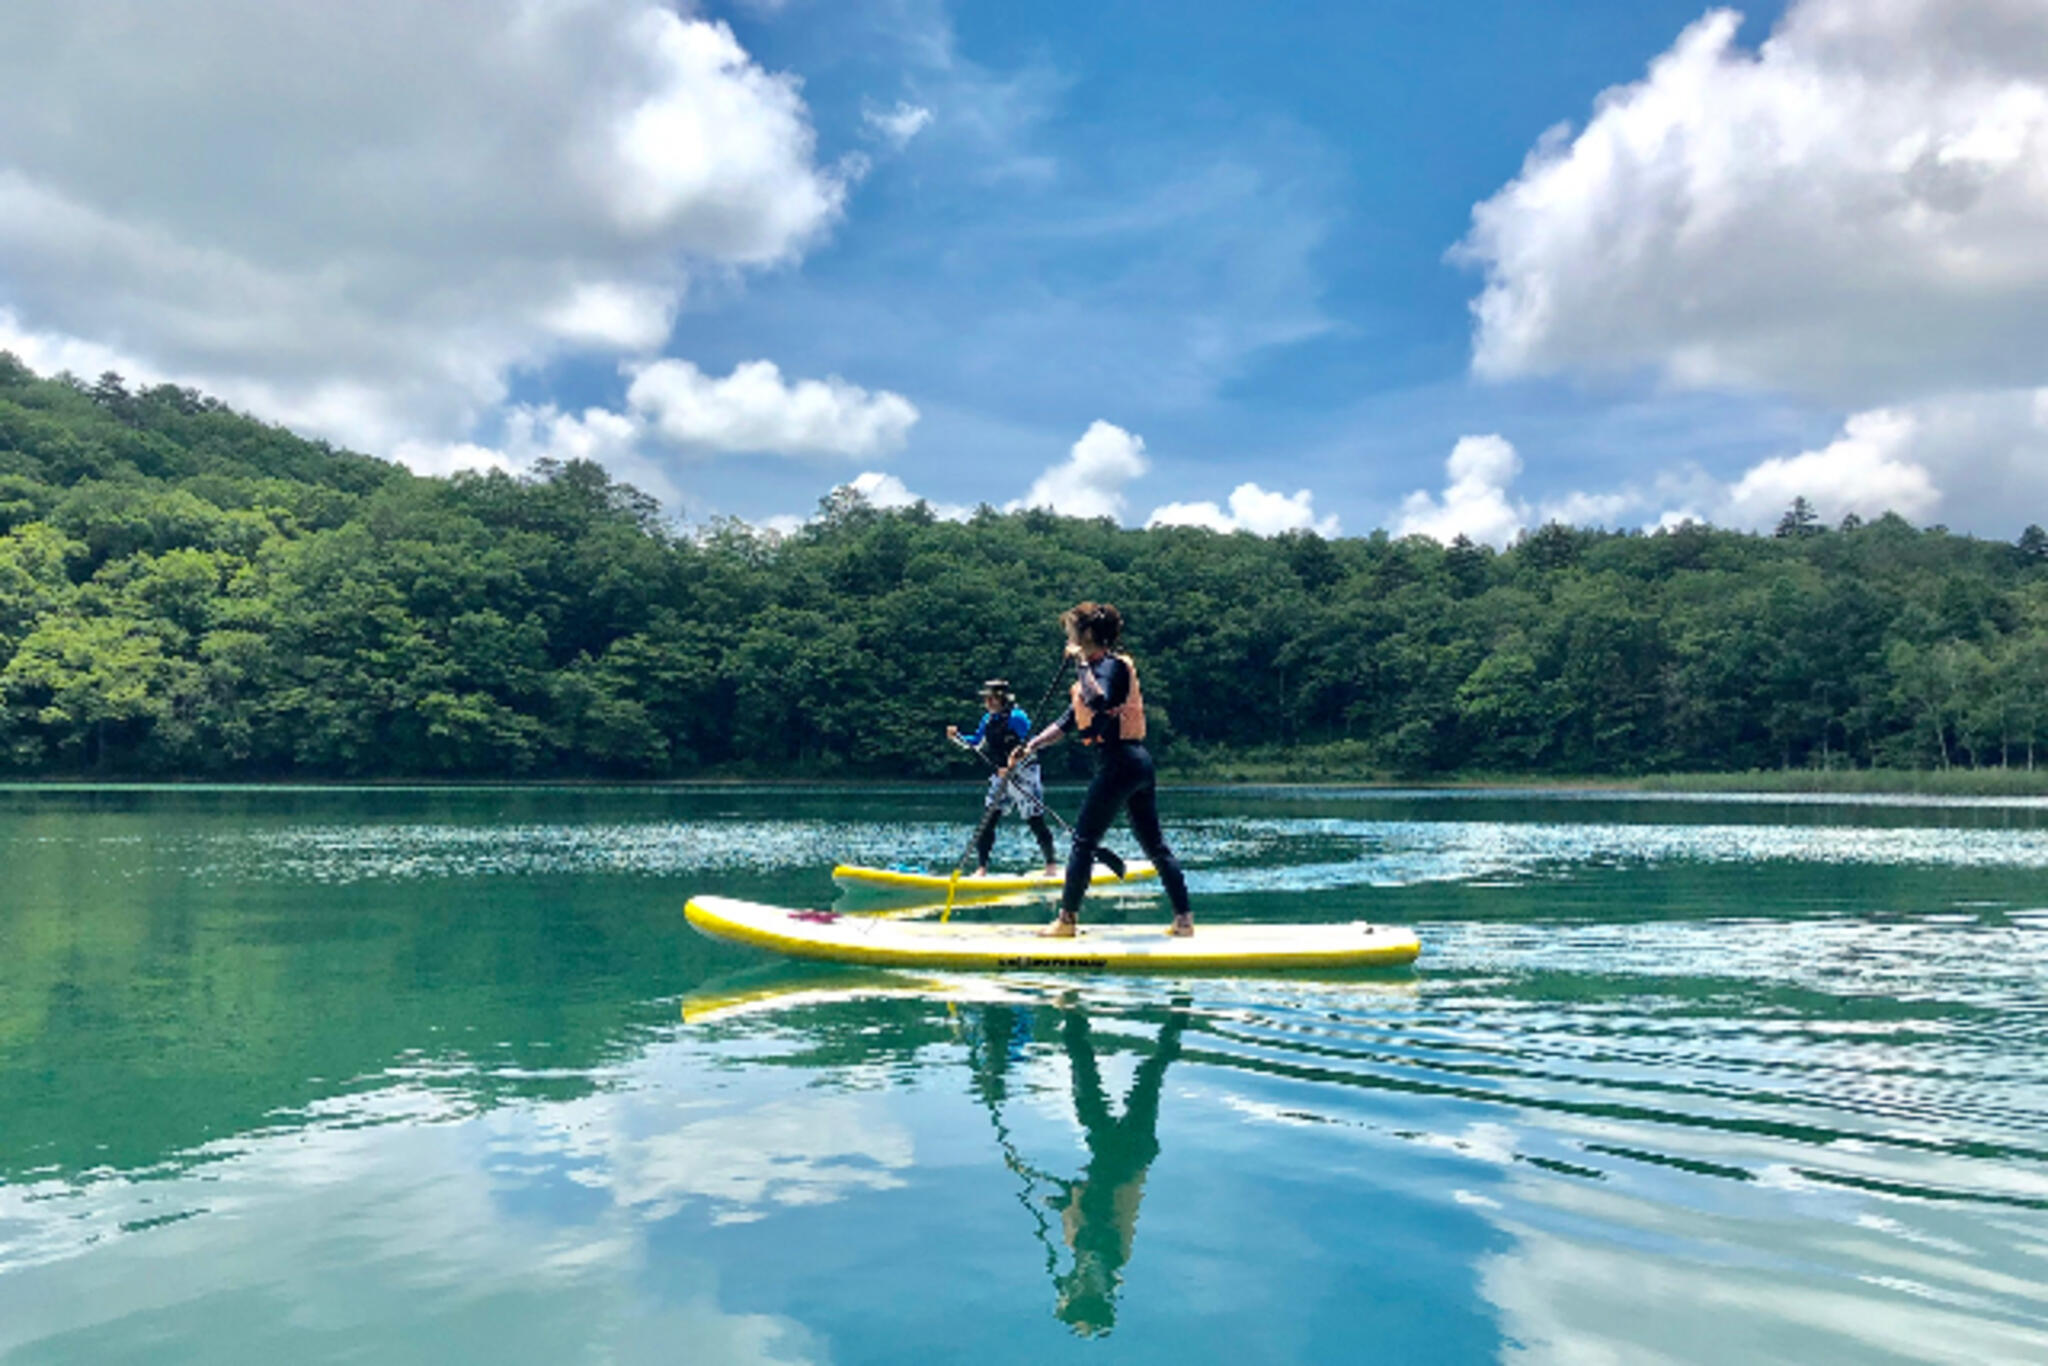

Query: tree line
[3,353,2046,779]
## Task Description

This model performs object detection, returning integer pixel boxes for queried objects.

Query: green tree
[1775,497,1821,538]
[2,614,194,770]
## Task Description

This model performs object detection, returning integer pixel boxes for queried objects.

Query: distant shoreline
[1172,763,2048,797]
[6,766,2047,799]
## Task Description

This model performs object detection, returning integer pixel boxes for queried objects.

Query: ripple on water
[7,792,2048,1362]
[4,956,2046,1361]
[152,813,2048,887]
[670,965,2048,1356]
[1166,973,2048,1357]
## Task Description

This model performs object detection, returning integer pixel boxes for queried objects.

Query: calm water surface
[2,785,2046,1363]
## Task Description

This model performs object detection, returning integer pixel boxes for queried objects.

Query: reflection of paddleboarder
[963,1000,1188,1337]
[1045,1005,1186,1335]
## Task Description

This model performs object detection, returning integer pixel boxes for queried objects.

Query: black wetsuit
[1051,655,1191,921]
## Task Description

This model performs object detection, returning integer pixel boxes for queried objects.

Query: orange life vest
[1072,654,1146,744]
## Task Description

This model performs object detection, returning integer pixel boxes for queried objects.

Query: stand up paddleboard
[832,860,1156,897]
[685,896,1421,972]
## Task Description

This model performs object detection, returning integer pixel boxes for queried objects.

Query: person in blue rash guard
[948,678,1059,876]
[1007,602,1193,938]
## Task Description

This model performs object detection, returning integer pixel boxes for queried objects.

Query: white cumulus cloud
[395,405,653,504]
[839,471,971,521]
[1725,409,1942,525]
[626,359,919,459]
[539,283,678,352]
[1009,421,1150,519]
[0,309,165,391]
[1149,483,1338,536]
[1727,389,2048,531]
[0,1,848,458]
[1460,0,2048,406]
[1387,408,2020,542]
[1396,435,1530,547]
[1455,0,2048,538]
[478,402,687,509]
[386,440,516,481]
[398,355,921,517]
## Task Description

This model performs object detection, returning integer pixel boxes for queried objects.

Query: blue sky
[630,0,1813,529]
[3,0,2045,538]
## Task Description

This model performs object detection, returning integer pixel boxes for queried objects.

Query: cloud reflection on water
[0,1046,918,1363]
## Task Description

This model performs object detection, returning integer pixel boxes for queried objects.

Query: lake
[2,784,2045,1363]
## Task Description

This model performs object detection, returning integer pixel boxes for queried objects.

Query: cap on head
[981,678,1011,699]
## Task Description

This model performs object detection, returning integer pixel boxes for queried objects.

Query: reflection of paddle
[959,1004,1066,1280]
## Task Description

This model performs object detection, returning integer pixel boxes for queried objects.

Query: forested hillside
[2,354,2045,779]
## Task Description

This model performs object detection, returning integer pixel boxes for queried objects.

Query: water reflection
[687,972,1192,1336]
[678,955,2048,1359]
[10,786,2048,1363]
[964,1001,1187,1336]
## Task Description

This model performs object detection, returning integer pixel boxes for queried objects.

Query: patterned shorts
[985,762,1046,818]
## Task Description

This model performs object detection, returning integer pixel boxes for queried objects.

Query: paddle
[939,786,986,924]
[1021,651,1073,743]
[951,735,1128,879]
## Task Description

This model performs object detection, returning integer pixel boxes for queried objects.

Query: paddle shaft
[1021,652,1072,745]
[949,734,1130,884]
[950,734,1070,835]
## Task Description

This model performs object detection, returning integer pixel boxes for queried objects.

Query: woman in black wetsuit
[1008,601,1193,938]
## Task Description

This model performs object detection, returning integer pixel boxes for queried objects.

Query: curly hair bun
[1063,600,1123,648]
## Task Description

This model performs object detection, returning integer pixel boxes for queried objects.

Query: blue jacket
[964,707,1032,765]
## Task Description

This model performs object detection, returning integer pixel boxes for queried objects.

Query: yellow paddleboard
[832,860,1156,896]
[685,896,1421,972]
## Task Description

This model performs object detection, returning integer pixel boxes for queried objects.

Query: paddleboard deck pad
[685,896,1421,971]
[832,861,1155,896]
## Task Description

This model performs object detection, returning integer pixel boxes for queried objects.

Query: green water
[2,785,2046,1363]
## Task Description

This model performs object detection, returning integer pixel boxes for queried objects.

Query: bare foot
[1040,864,1061,878]
[1167,916,1194,937]
[1038,917,1078,938]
